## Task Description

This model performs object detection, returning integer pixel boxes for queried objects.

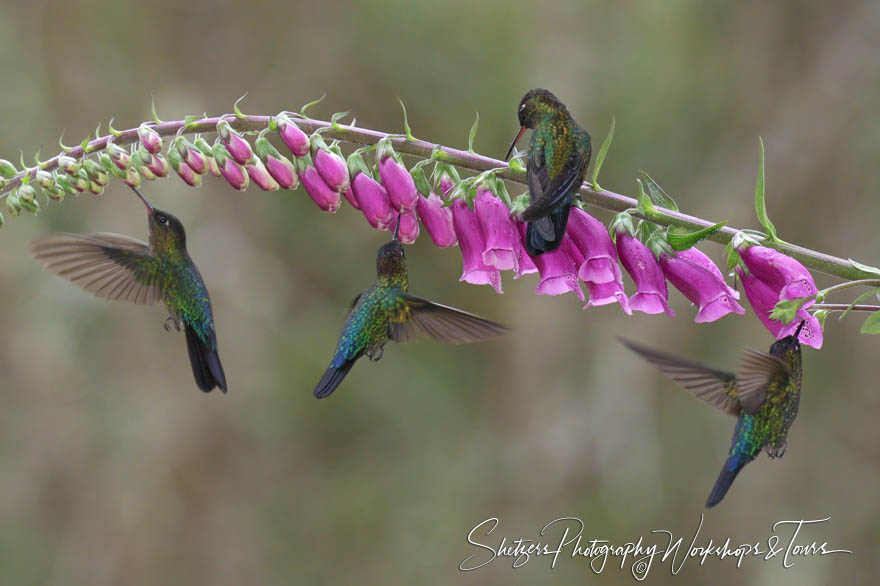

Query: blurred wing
[389,294,509,345]
[620,339,741,416]
[30,232,162,304]
[735,348,790,414]
[522,139,585,224]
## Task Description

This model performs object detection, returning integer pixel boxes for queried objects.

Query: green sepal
[467,112,479,153]
[848,259,880,278]
[770,297,812,324]
[53,173,77,195]
[35,170,55,189]
[638,171,679,211]
[212,140,230,166]
[591,115,615,191]
[375,136,399,163]
[446,176,477,207]
[254,128,283,161]
[860,311,880,335]
[346,150,373,179]
[5,191,21,216]
[83,159,109,185]
[0,159,16,178]
[667,221,726,251]
[754,137,779,242]
[45,186,65,202]
[194,137,215,159]
[167,147,184,171]
[17,184,36,205]
[509,192,530,216]
[609,210,636,238]
[410,162,431,197]
[491,176,513,208]
[645,227,675,257]
[507,156,526,175]
[637,220,661,242]
[635,178,656,215]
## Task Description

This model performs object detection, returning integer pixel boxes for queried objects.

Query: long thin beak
[392,213,402,242]
[504,126,526,161]
[129,186,154,214]
[793,319,807,339]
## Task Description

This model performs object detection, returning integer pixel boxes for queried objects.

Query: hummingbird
[30,186,227,393]
[620,322,805,508]
[504,88,592,256]
[313,216,510,399]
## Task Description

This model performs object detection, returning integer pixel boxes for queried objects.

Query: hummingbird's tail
[524,204,570,255]
[313,360,356,399]
[705,454,748,508]
[184,324,227,393]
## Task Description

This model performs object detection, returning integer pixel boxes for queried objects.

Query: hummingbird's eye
[157,215,168,225]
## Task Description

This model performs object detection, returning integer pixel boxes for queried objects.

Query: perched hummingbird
[621,322,805,508]
[504,88,592,256]
[313,217,509,399]
[30,186,227,393]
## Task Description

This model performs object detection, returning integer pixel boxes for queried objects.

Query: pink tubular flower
[416,191,456,247]
[343,187,360,209]
[474,187,520,272]
[276,113,310,158]
[297,156,341,213]
[511,220,538,278]
[137,123,162,154]
[376,137,418,212]
[615,230,674,316]
[397,208,420,244]
[738,245,817,302]
[246,158,280,191]
[168,148,201,188]
[566,208,629,312]
[661,252,745,323]
[311,135,350,194]
[348,152,395,230]
[212,142,249,191]
[451,198,502,294]
[677,248,739,300]
[736,267,823,349]
[521,224,584,301]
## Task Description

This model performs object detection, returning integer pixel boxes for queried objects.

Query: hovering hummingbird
[620,322,805,508]
[504,88,592,256]
[313,217,510,399]
[30,186,227,393]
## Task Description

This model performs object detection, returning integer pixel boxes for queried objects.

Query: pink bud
[264,154,298,189]
[451,199,502,294]
[138,123,162,154]
[182,146,207,175]
[300,164,341,213]
[313,147,350,194]
[378,155,418,212]
[146,154,169,178]
[173,159,202,188]
[474,187,519,272]
[343,187,360,209]
[416,191,457,247]
[277,114,310,157]
[351,173,395,230]
[246,157,280,191]
[397,208,420,244]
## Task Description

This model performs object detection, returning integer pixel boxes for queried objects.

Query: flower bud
[213,141,249,191]
[5,191,21,216]
[146,153,169,178]
[88,181,103,196]
[217,119,254,165]
[246,157,280,191]
[18,184,36,205]
[433,162,461,198]
[168,148,202,188]
[106,142,132,170]
[376,137,418,211]
[124,168,142,188]
[45,186,65,202]
[451,198,502,293]
[397,208,420,244]
[138,123,162,154]
[71,170,90,192]
[82,159,109,186]
[99,153,128,180]
[296,154,340,212]
[58,155,79,175]
[0,159,16,178]
[311,134,350,194]
[195,137,221,176]
[53,173,78,195]
[35,170,55,189]
[348,152,394,230]
[174,137,207,175]
[276,113,309,157]
[254,129,298,189]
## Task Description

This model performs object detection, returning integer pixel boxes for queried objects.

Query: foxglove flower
[217,119,253,165]
[474,186,520,272]
[246,157,280,191]
[525,227,585,301]
[377,137,418,212]
[343,187,360,210]
[738,245,817,302]
[254,129,298,189]
[565,208,629,312]
[58,155,78,175]
[82,160,109,186]
[123,168,141,188]
[174,137,207,175]
[99,153,128,180]
[615,228,674,316]
[348,152,394,230]
[212,141,249,191]
[106,142,132,171]
[137,123,162,154]
[661,252,745,323]
[311,135,349,194]
[168,148,202,188]
[511,220,538,278]
[397,208,420,244]
[416,191,456,247]
[737,267,823,349]
[276,113,310,157]
[297,155,340,213]
[195,137,221,177]
[677,247,739,299]
[434,163,460,198]
[451,198,502,293]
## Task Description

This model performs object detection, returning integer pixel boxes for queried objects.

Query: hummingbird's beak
[129,186,154,214]
[504,126,526,161]
[392,213,402,242]
[793,319,807,339]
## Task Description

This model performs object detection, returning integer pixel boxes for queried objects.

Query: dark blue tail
[524,204,570,255]
[705,454,748,508]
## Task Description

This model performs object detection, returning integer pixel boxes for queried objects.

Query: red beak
[504,126,526,161]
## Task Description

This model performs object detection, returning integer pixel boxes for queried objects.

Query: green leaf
[300,93,326,119]
[635,178,656,215]
[151,96,163,124]
[233,92,248,119]
[508,157,526,174]
[848,258,880,277]
[770,297,812,324]
[591,116,614,191]
[860,311,880,334]
[638,171,679,211]
[667,221,727,251]
[397,97,416,141]
[467,112,479,153]
[754,137,779,241]
[837,288,880,321]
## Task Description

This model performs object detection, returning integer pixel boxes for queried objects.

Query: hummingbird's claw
[164,316,180,332]
[366,345,384,362]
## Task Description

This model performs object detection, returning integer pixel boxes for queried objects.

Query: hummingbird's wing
[620,339,741,416]
[388,295,509,344]
[30,233,162,304]
[734,349,790,414]
[522,139,585,227]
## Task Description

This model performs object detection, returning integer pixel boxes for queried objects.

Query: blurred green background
[1,0,878,583]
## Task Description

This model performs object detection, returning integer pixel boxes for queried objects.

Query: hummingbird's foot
[766,441,787,459]
[164,316,180,332]
[366,346,384,362]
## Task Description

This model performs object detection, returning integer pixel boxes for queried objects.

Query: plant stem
[2,113,876,281]
[816,279,880,300]
[812,303,880,313]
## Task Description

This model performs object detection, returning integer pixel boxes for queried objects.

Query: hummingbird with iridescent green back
[313,216,509,399]
[30,186,227,393]
[621,322,805,508]
[504,89,592,255]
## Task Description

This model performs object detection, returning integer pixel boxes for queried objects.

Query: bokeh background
[0,0,878,583]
